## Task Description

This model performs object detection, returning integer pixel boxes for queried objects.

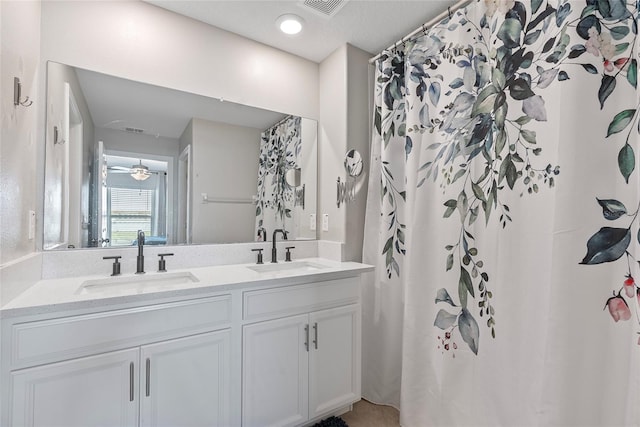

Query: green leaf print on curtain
[255,116,302,235]
[371,0,640,355]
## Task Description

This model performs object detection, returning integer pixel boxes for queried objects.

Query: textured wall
[0,1,42,264]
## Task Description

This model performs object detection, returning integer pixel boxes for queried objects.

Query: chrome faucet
[257,226,267,242]
[271,229,288,263]
[136,230,145,274]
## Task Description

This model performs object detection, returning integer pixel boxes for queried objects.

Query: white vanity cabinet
[139,330,230,427]
[242,277,361,427]
[2,262,369,427]
[11,331,230,427]
[308,305,360,419]
[4,295,232,427]
[243,313,310,427]
[11,347,140,427]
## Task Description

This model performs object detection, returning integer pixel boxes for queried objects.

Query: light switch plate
[322,214,329,231]
[310,214,316,231]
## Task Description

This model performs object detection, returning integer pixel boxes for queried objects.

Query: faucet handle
[251,248,264,264]
[103,256,122,276]
[157,253,174,272]
[285,246,295,262]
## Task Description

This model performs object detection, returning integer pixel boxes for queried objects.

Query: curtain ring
[448,6,452,19]
[422,24,427,35]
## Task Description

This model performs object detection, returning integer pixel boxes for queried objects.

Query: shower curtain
[255,116,301,238]
[363,0,640,425]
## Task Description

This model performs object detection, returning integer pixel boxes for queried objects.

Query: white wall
[298,118,318,240]
[0,1,42,265]
[40,1,319,120]
[318,44,371,261]
[344,45,372,262]
[189,118,261,244]
[319,46,348,244]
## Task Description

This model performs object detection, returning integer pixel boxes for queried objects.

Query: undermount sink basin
[247,261,328,274]
[76,272,199,295]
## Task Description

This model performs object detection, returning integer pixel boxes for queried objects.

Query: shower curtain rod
[268,114,293,129]
[369,0,473,64]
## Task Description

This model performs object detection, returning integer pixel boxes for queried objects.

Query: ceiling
[146,0,460,63]
[106,155,168,172]
[75,66,287,139]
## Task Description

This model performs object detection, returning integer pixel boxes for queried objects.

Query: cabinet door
[140,330,230,427]
[309,304,360,419]
[11,348,139,427]
[243,314,309,427]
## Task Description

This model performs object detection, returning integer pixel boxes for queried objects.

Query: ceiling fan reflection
[107,160,159,181]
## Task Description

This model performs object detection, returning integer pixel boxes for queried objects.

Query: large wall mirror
[43,61,317,250]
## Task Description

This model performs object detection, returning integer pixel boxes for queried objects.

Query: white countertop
[1,258,373,318]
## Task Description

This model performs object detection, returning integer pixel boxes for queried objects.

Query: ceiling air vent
[299,0,348,18]
[124,127,144,134]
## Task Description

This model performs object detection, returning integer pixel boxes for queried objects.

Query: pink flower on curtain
[605,294,631,322]
[623,276,635,298]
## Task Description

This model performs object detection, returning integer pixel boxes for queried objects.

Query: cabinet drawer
[243,277,359,322]
[11,295,231,369]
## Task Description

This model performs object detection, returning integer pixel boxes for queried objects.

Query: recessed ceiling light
[276,14,304,35]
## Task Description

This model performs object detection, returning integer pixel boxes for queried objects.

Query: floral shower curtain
[255,116,301,238]
[363,0,639,425]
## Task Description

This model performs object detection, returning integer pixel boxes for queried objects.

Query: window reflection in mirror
[103,155,168,246]
[43,61,317,249]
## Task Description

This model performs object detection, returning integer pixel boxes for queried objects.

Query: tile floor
[341,399,400,427]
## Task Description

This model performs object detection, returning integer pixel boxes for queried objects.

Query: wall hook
[53,126,65,145]
[13,77,33,107]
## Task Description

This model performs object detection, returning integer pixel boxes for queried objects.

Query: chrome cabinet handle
[129,362,134,402]
[145,358,150,397]
[313,323,318,349]
[304,324,309,352]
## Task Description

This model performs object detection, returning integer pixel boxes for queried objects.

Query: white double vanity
[0,245,371,427]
